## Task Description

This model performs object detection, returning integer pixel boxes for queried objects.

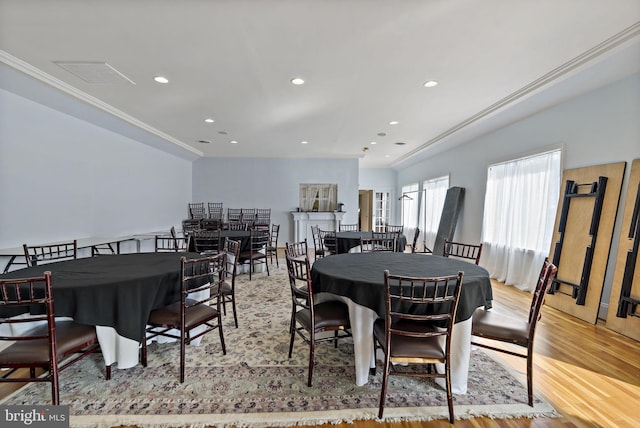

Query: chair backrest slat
[443,240,483,265]
[384,270,464,341]
[23,240,77,267]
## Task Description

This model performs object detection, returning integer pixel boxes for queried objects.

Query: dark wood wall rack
[617,182,640,318]
[549,177,608,305]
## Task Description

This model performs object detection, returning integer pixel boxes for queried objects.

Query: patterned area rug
[2,260,558,427]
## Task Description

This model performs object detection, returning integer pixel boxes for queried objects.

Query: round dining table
[0,252,203,369]
[311,252,492,393]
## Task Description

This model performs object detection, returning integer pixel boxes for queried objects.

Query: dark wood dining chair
[471,258,557,406]
[142,253,227,383]
[181,219,202,237]
[267,224,280,267]
[0,272,105,404]
[225,222,247,231]
[155,227,187,252]
[241,208,256,228]
[23,240,78,267]
[367,231,400,252]
[238,228,270,280]
[374,270,464,422]
[318,228,337,256]
[284,241,311,336]
[191,229,223,255]
[220,238,241,328]
[310,225,327,260]
[443,239,483,264]
[227,208,243,224]
[339,223,359,232]
[285,251,351,387]
[285,239,309,259]
[255,208,271,226]
[384,224,404,233]
[208,202,223,221]
[188,202,206,220]
[200,218,222,231]
[359,236,396,252]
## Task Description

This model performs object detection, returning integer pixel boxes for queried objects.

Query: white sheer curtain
[324,184,337,211]
[481,149,561,291]
[419,176,449,252]
[400,183,419,246]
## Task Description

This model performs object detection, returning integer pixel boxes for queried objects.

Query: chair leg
[378,354,391,418]
[232,297,238,328]
[288,326,296,358]
[140,339,148,367]
[445,362,454,423]
[180,334,186,383]
[307,339,315,387]
[219,314,227,355]
[105,364,112,380]
[527,352,534,406]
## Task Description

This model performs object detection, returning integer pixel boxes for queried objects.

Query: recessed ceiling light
[204,118,214,123]
[218,131,228,135]
[300,141,308,144]
[385,155,391,158]
[153,76,169,84]
[424,80,438,88]
[198,140,211,144]
[389,121,399,125]
[377,132,386,137]
[370,141,377,145]
[395,142,406,145]
[291,77,305,85]
[230,140,238,144]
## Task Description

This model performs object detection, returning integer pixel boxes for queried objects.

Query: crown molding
[393,22,640,168]
[0,50,203,157]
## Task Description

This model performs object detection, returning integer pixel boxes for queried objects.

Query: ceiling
[1,0,639,168]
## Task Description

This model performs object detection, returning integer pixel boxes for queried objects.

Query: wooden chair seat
[0,321,97,365]
[373,319,444,360]
[147,299,220,330]
[295,301,350,331]
[471,310,530,347]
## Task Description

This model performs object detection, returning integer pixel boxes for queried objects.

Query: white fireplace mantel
[291,211,346,243]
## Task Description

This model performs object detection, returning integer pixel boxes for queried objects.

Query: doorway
[358,190,373,231]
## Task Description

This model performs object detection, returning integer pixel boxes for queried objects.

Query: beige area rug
[2,261,558,427]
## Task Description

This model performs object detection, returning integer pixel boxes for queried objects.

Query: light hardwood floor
[2,277,639,428]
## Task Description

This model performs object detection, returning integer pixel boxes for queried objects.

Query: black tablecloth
[335,231,407,253]
[0,252,202,342]
[311,252,492,322]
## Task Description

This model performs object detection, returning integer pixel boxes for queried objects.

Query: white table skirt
[316,292,472,394]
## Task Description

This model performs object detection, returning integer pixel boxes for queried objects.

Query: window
[419,175,449,251]
[299,184,337,211]
[481,149,562,291]
[374,191,390,232]
[400,183,419,229]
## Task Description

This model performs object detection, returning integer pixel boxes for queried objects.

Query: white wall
[192,157,359,244]
[396,73,640,306]
[0,88,193,249]
[359,167,398,224]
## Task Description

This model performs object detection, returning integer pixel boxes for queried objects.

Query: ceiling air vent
[54,61,136,85]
